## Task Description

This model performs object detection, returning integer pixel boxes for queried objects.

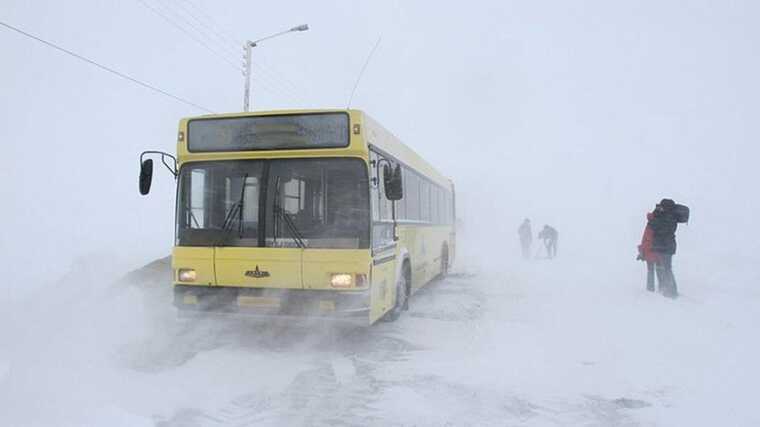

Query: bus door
[370,151,398,314]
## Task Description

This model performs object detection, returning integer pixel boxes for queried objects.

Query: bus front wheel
[383,262,410,322]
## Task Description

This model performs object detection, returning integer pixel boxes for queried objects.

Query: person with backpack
[649,198,688,298]
[637,211,659,292]
[538,225,558,259]
[518,218,532,259]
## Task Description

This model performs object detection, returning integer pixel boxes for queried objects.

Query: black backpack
[674,204,690,224]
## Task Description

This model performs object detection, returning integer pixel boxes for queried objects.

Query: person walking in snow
[649,199,680,298]
[518,218,532,259]
[538,225,558,259]
[637,210,659,292]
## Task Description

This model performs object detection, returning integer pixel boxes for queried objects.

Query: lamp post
[243,24,309,112]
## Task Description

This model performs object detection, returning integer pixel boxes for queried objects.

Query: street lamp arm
[249,24,309,46]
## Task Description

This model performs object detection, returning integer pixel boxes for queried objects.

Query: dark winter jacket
[650,208,678,255]
[538,225,558,242]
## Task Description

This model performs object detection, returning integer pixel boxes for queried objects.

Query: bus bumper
[172,284,371,324]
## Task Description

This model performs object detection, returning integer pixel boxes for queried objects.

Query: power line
[178,0,244,46]
[0,20,214,113]
[136,0,242,72]
[249,73,303,105]
[146,0,313,107]
[169,0,243,52]
[251,63,308,105]
[155,0,241,59]
[252,60,312,102]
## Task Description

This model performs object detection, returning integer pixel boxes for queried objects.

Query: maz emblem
[245,266,270,278]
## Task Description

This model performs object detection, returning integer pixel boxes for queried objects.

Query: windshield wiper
[216,173,248,245]
[275,206,306,248]
[184,203,201,228]
[272,176,306,249]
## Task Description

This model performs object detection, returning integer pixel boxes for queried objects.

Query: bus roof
[179,109,452,189]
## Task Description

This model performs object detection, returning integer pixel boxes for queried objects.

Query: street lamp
[243,24,309,111]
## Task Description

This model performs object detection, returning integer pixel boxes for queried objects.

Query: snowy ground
[0,249,759,426]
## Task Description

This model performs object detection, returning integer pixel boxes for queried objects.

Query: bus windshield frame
[175,157,370,249]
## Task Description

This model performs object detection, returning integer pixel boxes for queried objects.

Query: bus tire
[383,261,410,322]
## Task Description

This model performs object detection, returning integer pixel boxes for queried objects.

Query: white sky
[1,0,759,296]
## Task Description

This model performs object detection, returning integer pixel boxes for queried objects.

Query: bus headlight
[330,273,353,288]
[178,268,197,282]
[330,274,368,288]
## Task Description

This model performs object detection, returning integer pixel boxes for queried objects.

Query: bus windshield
[176,158,369,249]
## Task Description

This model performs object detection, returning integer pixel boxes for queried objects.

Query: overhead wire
[137,0,308,108]
[0,20,214,113]
[155,0,241,59]
[156,0,313,106]
[251,62,309,105]
[136,0,242,73]
[250,76,298,102]
[138,0,310,107]
[177,0,244,47]
[252,60,312,102]
[250,75,305,106]
[169,0,244,51]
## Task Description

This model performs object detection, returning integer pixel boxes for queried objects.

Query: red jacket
[638,213,659,263]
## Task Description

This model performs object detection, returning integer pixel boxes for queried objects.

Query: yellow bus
[139,109,455,325]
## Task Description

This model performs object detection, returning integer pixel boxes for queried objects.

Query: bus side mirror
[384,164,403,201]
[139,159,154,195]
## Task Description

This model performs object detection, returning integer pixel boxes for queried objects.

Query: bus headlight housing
[178,268,197,282]
[330,273,367,288]
[330,273,353,288]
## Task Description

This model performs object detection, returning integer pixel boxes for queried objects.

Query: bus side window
[420,180,430,223]
[396,170,407,220]
[443,191,451,224]
[406,169,420,221]
[431,186,440,224]
[440,191,446,225]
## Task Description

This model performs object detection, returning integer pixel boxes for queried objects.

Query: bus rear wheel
[383,263,410,322]
[440,246,449,278]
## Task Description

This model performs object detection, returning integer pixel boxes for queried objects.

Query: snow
[2,1,758,425]
[0,360,8,382]
[0,246,758,426]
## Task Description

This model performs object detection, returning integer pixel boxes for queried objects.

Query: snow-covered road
[1,252,758,426]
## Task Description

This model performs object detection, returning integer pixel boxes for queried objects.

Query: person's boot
[661,280,677,299]
[670,278,679,298]
[665,287,678,298]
